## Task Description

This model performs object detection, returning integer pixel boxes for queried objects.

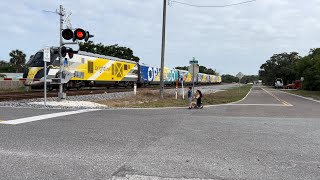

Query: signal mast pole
[159,0,167,98]
[58,5,66,101]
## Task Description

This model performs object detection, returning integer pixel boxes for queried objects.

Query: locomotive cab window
[28,52,43,67]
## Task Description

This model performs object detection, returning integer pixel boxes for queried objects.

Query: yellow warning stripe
[261,87,292,106]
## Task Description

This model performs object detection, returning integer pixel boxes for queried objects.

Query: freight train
[23,47,221,90]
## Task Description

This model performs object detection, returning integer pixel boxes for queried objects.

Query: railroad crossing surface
[0,86,320,179]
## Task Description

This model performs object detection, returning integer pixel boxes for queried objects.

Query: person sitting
[195,90,203,109]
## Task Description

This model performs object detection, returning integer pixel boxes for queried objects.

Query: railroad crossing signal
[56,5,95,101]
[61,28,93,59]
[61,28,94,42]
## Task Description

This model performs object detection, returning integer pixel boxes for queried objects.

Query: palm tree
[9,49,26,73]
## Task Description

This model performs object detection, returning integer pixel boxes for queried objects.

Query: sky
[1,0,320,76]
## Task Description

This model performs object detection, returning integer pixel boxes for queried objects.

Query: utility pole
[189,57,198,96]
[58,5,66,101]
[192,59,195,95]
[160,0,167,99]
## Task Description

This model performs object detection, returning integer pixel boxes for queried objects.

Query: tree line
[175,66,218,75]
[0,49,27,73]
[79,41,140,62]
[259,48,320,90]
[221,74,259,84]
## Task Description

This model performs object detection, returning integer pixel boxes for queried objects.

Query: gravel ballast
[0,85,233,110]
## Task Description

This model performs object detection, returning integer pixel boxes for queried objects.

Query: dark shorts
[197,99,202,107]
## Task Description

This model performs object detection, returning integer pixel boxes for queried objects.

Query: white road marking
[227,103,293,107]
[113,175,217,180]
[0,109,100,125]
[261,87,293,106]
[119,102,292,110]
[229,85,253,104]
[280,90,320,104]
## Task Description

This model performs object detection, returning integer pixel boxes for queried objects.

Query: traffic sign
[236,72,244,79]
[43,47,50,62]
[188,64,199,74]
[189,57,198,64]
[189,60,198,64]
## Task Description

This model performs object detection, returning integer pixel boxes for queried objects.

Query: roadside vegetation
[96,85,252,108]
[221,74,259,84]
[259,48,320,91]
[285,90,320,100]
[1,49,27,73]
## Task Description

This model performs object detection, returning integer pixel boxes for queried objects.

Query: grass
[284,90,320,100]
[96,85,252,108]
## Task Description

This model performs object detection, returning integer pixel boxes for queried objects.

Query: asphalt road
[0,85,319,180]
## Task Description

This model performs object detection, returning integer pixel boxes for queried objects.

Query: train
[23,47,221,90]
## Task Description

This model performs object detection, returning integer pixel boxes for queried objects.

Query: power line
[170,0,257,8]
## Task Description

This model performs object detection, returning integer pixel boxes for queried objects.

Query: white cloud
[0,0,320,75]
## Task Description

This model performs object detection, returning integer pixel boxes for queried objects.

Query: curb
[279,90,320,104]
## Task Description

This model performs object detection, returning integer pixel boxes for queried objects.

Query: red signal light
[76,31,84,38]
[63,28,93,42]
[74,28,86,40]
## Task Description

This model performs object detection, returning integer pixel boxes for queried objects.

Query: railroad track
[0,84,217,102]
[0,86,160,102]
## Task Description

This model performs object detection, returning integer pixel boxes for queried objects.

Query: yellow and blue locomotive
[23,47,221,89]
